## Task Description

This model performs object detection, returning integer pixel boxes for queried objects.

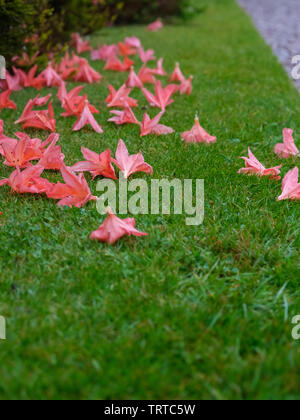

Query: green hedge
[0,0,120,67]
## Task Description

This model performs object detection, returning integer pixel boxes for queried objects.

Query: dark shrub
[0,0,120,68]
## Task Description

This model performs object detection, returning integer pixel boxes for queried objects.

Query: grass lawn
[0,0,300,400]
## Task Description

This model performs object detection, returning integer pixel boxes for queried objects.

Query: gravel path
[237,0,300,91]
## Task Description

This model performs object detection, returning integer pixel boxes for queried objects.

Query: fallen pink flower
[16,97,56,132]
[0,90,17,111]
[108,106,139,126]
[138,66,156,85]
[1,136,42,168]
[40,64,63,88]
[278,167,300,201]
[140,111,174,137]
[109,102,139,126]
[126,67,143,88]
[47,164,97,208]
[57,82,82,104]
[38,134,65,170]
[182,115,217,144]
[138,47,156,64]
[170,62,185,83]
[58,85,98,117]
[74,58,103,83]
[150,58,167,77]
[32,94,52,107]
[0,69,22,91]
[91,44,118,61]
[142,80,178,110]
[73,101,103,133]
[23,65,46,90]
[104,56,134,72]
[238,148,282,180]
[71,33,92,54]
[0,120,18,155]
[274,128,299,158]
[12,51,39,67]
[90,207,147,244]
[15,94,52,125]
[124,37,142,49]
[55,52,78,80]
[71,147,116,180]
[180,76,194,95]
[106,84,138,108]
[148,19,163,32]
[0,164,52,194]
[118,42,137,57]
[112,139,153,179]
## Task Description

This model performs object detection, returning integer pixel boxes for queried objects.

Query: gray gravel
[237,0,300,90]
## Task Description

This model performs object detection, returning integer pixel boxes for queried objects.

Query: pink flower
[142,80,178,110]
[104,55,134,72]
[118,42,137,57]
[90,207,147,244]
[126,67,143,88]
[40,64,63,88]
[74,58,103,83]
[170,62,185,83]
[12,51,39,67]
[150,58,167,77]
[38,134,65,170]
[108,102,139,126]
[15,97,56,132]
[106,84,138,108]
[1,136,42,168]
[138,66,156,85]
[147,19,163,32]
[71,33,92,54]
[71,147,116,180]
[124,37,142,49]
[0,120,17,155]
[47,164,97,208]
[0,90,17,111]
[140,111,174,137]
[73,101,103,133]
[278,167,300,201]
[23,65,46,89]
[238,148,282,180]
[274,128,299,158]
[112,139,153,179]
[179,76,194,95]
[0,68,22,91]
[138,48,156,64]
[0,165,52,194]
[182,115,217,144]
[91,44,118,61]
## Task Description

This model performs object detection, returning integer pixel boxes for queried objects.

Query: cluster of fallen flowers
[238,128,300,201]
[0,26,299,245]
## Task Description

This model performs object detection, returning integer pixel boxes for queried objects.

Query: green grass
[0,0,300,400]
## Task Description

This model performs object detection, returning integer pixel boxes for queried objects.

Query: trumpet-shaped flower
[182,115,217,144]
[238,148,282,180]
[90,207,147,244]
[274,128,299,158]
[278,167,300,201]
[112,139,153,178]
